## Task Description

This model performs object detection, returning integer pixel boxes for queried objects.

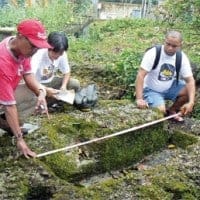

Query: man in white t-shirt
[31,31,80,98]
[135,30,195,122]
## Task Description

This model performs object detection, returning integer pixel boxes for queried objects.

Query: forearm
[61,73,70,89]
[186,79,196,104]
[135,74,144,99]
[24,74,48,116]
[24,73,46,96]
[4,104,36,157]
[5,105,22,137]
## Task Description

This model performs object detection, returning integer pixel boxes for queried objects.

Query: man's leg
[0,113,11,133]
[143,87,166,113]
[169,93,188,113]
[0,112,28,135]
[67,78,80,92]
[166,80,188,113]
[165,80,188,122]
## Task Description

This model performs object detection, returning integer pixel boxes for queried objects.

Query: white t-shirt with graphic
[31,49,70,83]
[141,45,192,92]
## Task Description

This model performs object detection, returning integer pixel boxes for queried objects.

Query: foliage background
[0,0,92,32]
[0,0,199,100]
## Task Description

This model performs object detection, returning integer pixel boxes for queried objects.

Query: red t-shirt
[0,37,32,105]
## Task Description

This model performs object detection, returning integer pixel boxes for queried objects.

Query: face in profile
[48,49,64,60]
[17,35,38,57]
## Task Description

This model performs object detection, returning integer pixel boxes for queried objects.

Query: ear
[17,33,25,39]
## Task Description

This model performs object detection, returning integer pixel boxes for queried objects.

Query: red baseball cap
[17,19,52,48]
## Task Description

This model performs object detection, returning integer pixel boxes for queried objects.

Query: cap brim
[28,37,52,49]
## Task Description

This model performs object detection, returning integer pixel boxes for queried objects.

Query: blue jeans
[143,80,185,107]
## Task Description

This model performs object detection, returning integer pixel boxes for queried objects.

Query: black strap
[175,50,182,84]
[152,45,162,70]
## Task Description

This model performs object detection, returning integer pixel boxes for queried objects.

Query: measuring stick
[36,113,180,158]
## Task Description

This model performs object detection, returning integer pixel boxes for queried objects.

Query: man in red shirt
[0,19,51,158]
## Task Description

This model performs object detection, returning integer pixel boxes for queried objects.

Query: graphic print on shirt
[41,64,54,81]
[158,63,175,81]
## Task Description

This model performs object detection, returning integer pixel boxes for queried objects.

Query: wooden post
[25,0,36,7]
[43,0,48,7]
[11,0,18,7]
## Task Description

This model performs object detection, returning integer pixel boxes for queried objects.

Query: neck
[48,50,54,61]
[8,37,20,58]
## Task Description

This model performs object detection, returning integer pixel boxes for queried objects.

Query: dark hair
[48,31,68,52]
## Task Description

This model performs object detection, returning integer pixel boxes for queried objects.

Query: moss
[43,153,78,180]
[65,123,168,182]
[83,125,168,174]
[35,114,102,180]
[0,135,15,158]
[142,165,200,200]
[170,130,198,149]
[41,113,99,143]
[182,193,199,200]
[34,105,171,182]
[75,177,124,199]
[0,161,34,199]
[139,185,173,200]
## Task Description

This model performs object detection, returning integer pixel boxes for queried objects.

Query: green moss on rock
[170,130,198,149]
[91,126,168,173]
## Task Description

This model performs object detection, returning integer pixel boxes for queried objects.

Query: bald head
[163,30,183,56]
[165,30,183,42]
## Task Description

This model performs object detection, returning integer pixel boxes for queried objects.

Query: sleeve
[58,52,70,74]
[22,58,32,74]
[140,47,157,72]
[180,52,193,78]
[30,50,45,82]
[0,75,16,105]
[30,52,41,74]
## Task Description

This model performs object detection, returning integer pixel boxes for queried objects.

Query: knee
[68,78,80,91]
[157,105,166,113]
[73,79,80,91]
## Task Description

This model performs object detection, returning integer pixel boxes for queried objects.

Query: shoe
[21,127,29,135]
[0,119,30,136]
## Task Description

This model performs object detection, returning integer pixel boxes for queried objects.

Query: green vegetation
[170,130,198,149]
[101,0,159,5]
[69,18,200,99]
[0,1,199,100]
[0,1,92,32]
[139,165,200,199]
[0,1,200,199]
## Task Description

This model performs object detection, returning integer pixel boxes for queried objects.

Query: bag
[146,45,182,84]
[74,84,98,110]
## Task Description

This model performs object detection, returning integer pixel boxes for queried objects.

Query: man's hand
[60,86,66,91]
[181,102,194,115]
[16,138,36,158]
[136,99,149,109]
[35,89,49,118]
[46,87,60,97]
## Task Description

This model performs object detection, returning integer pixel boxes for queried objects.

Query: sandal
[171,115,185,123]
[165,110,185,123]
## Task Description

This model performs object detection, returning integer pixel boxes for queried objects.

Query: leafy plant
[0,1,92,32]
